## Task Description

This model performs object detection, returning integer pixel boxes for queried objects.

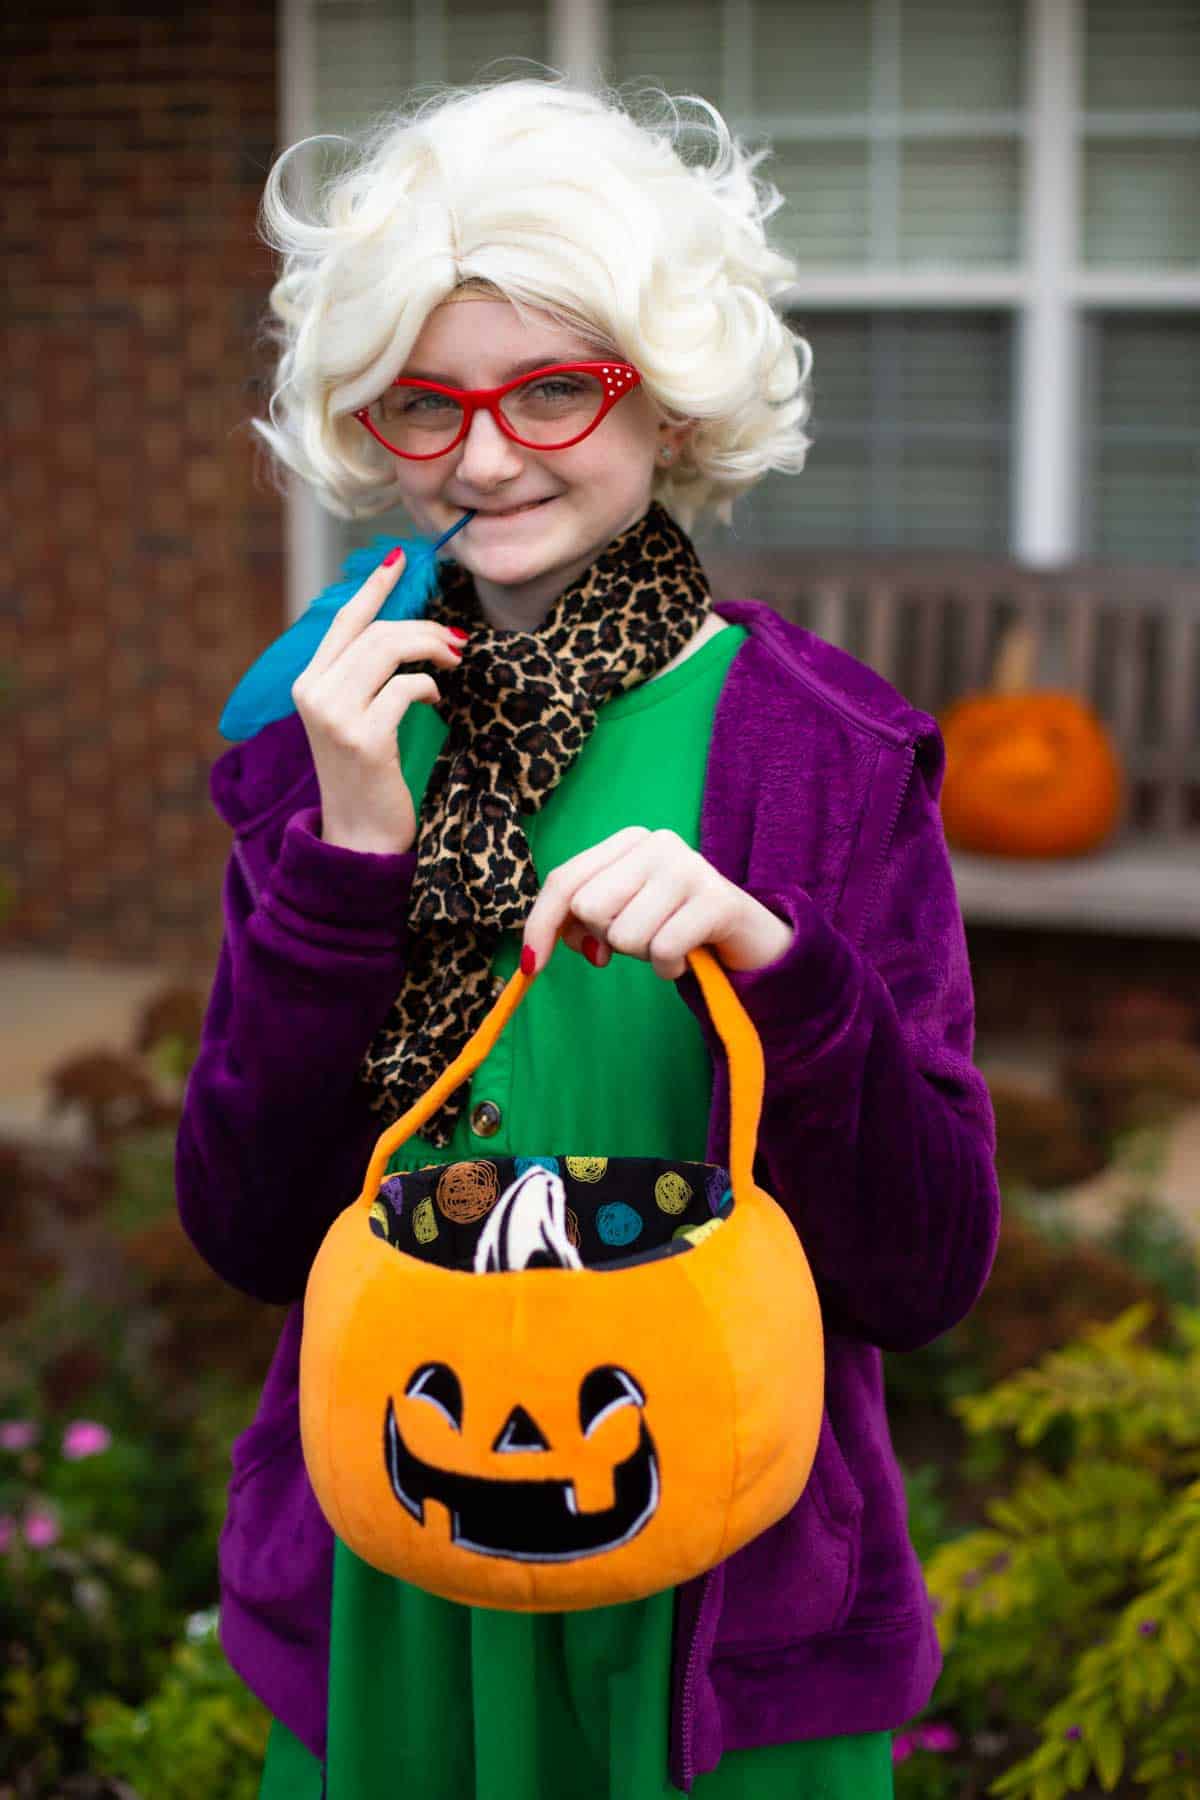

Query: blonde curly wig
[251,77,813,529]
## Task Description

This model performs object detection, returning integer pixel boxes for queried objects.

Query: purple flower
[917,1724,961,1753]
[61,1420,112,1460]
[23,1507,59,1549]
[0,1420,38,1452]
[891,1733,915,1764]
[0,1515,15,1553]
[1064,1725,1083,1742]
[1137,1618,1159,1638]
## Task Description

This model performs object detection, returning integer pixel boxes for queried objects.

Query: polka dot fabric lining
[369,1156,734,1273]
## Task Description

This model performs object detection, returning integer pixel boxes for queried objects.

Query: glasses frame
[352,360,643,461]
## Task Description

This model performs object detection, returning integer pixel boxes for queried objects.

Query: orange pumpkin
[300,948,824,1612]
[938,623,1124,858]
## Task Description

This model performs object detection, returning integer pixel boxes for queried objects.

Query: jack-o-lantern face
[383,1362,659,1561]
[939,690,1124,859]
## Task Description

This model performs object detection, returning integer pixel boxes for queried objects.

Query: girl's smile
[466,495,560,522]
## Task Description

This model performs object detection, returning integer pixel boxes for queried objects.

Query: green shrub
[0,1379,259,1794]
[1,1484,171,1786]
[901,1460,965,1568]
[86,1608,270,1799]
[924,1302,1200,1798]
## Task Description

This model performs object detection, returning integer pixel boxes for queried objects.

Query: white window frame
[280,0,1200,618]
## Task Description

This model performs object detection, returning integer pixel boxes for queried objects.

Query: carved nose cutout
[492,1404,550,1454]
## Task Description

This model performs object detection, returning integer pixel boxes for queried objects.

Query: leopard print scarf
[356,501,713,1146]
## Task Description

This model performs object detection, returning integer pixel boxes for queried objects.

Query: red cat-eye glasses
[353,360,643,460]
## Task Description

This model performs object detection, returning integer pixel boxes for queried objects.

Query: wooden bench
[706,550,1200,939]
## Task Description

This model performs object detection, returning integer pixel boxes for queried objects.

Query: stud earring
[658,445,674,465]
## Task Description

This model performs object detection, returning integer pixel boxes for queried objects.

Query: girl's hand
[290,550,467,855]
[521,827,794,980]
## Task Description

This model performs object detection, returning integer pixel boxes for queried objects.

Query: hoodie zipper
[233,836,261,906]
[852,739,916,952]
[675,1568,716,1791]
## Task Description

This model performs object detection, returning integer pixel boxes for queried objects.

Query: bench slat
[951,840,1200,939]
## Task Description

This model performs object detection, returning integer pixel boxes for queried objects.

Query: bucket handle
[355,944,765,1210]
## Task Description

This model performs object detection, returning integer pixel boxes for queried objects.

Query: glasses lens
[499,370,608,445]
[367,386,464,455]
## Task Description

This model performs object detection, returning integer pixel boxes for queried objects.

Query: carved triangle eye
[579,1367,645,1438]
[405,1362,463,1431]
[492,1404,550,1453]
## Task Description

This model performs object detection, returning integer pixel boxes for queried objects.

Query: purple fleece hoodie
[176,596,999,1790]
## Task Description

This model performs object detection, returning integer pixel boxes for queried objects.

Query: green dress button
[470,1100,503,1138]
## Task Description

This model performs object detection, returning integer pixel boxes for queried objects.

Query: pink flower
[0,1420,38,1452]
[892,1733,916,1764]
[23,1508,60,1549]
[62,1420,112,1460]
[917,1724,961,1753]
[0,1515,15,1553]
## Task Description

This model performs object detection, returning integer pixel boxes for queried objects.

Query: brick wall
[3,1,282,971]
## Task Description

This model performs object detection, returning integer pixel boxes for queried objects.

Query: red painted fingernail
[582,935,602,966]
[448,643,463,658]
[520,945,537,977]
[447,626,469,641]
[382,546,405,567]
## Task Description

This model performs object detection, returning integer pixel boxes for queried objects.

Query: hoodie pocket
[229,1404,300,1492]
[712,1411,864,1653]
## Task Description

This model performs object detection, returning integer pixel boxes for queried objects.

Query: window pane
[312,0,415,133]
[1085,0,1200,112]
[752,0,870,117]
[1091,448,1199,563]
[720,449,873,549]
[445,0,548,85]
[893,445,1011,548]
[1085,314,1200,565]
[724,311,1013,550]
[900,138,1022,266]
[893,310,1011,424]
[805,315,874,425]
[1095,313,1200,432]
[311,0,548,131]
[1083,140,1200,268]
[608,0,725,102]
[768,142,871,266]
[900,0,1023,113]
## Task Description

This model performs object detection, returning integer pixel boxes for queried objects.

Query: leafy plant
[1096,1201,1199,1309]
[86,1607,270,1799]
[0,1416,174,1788]
[0,1364,259,1793]
[901,1459,964,1568]
[924,1302,1200,1798]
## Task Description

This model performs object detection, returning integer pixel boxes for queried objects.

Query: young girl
[176,77,1000,1800]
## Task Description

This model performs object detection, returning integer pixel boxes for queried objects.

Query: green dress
[258,623,895,1798]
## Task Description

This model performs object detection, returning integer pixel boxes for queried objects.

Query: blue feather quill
[218,510,475,742]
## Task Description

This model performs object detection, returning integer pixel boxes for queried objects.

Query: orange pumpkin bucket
[299,945,824,1612]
